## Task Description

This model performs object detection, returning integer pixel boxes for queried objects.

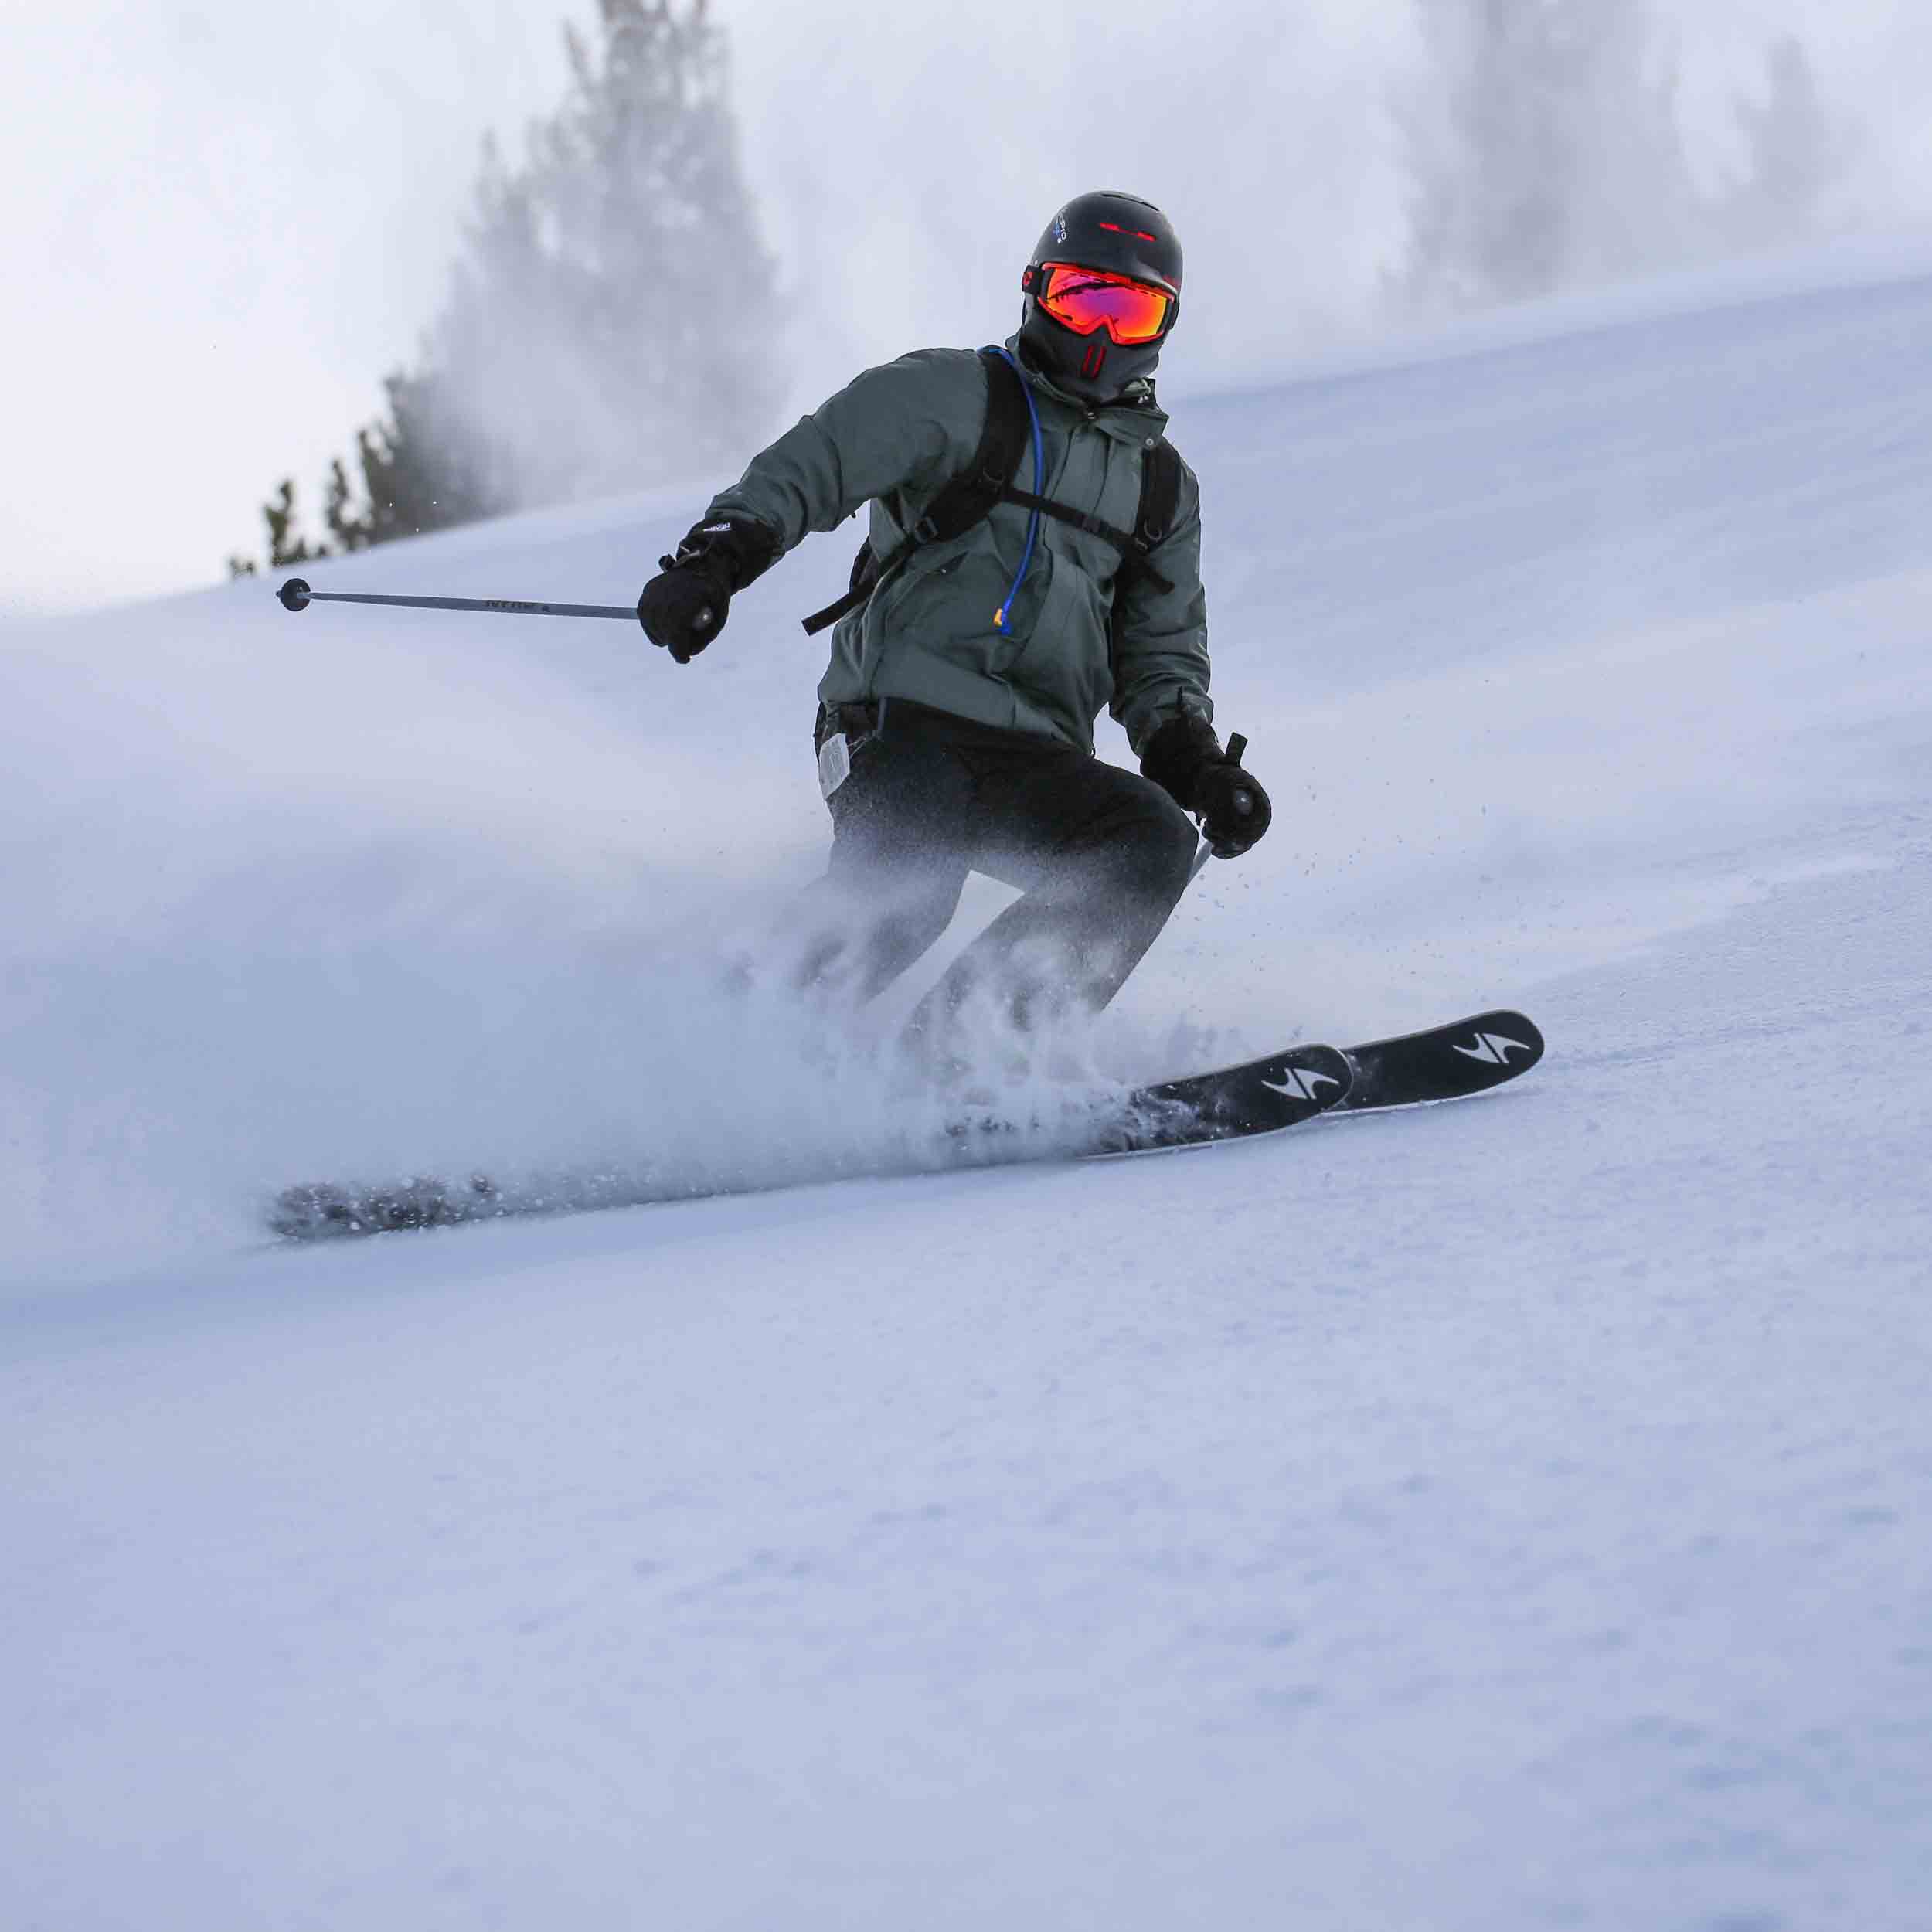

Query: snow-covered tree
[1727,36,1842,252]
[230,0,777,571]
[426,0,781,511]
[1397,0,1843,311]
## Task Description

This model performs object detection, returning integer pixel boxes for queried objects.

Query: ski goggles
[1024,262,1177,346]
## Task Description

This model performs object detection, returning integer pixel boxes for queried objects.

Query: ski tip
[1449,1011,1545,1073]
[1336,1009,1544,1112]
[267,1173,500,1241]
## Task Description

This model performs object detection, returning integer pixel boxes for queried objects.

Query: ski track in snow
[5,247,1931,1927]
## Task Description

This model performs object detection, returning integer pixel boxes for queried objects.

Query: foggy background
[5,0,1930,614]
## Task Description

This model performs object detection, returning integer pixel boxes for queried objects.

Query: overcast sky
[4,0,1928,614]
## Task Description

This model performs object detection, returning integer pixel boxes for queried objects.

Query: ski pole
[274,577,637,622]
[1187,733,1249,883]
[279,568,1250,876]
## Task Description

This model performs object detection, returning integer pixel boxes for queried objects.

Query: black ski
[271,1172,543,1240]
[265,1017,1539,1241]
[268,1044,1357,1238]
[1335,1009,1544,1111]
[1087,1042,1353,1153]
[1077,1009,1542,1159]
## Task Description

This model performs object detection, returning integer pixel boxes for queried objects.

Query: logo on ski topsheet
[1451,1032,1535,1066]
[1260,1063,1342,1103]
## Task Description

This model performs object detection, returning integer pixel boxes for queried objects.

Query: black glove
[1193,758,1272,857]
[637,516,779,663]
[1139,708,1273,859]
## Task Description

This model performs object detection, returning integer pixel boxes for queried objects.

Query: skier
[267,192,1543,1237]
[636,190,1271,1077]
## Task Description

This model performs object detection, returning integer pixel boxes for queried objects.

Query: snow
[5,247,1932,1927]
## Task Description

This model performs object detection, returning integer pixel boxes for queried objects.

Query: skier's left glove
[1194,758,1272,858]
[638,515,780,663]
[1139,708,1273,859]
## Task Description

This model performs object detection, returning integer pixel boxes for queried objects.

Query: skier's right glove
[1139,709,1273,858]
[637,515,780,663]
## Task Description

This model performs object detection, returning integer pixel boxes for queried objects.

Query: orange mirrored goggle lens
[1035,264,1175,346]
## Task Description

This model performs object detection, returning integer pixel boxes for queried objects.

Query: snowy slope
[5,247,1932,1928]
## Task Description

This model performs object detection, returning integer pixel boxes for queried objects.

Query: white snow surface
[5,249,1930,1927]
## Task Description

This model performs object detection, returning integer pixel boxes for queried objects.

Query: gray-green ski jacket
[705,338,1211,755]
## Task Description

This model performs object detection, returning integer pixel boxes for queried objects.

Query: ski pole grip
[1225,732,1251,811]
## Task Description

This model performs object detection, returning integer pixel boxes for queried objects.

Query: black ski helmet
[1019,190,1183,403]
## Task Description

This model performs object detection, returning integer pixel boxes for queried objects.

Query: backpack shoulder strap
[800,348,1030,636]
[1132,437,1182,577]
[1002,430,1182,584]
[923,347,1032,543]
[1110,438,1184,655]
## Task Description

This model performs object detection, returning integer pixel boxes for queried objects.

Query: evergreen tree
[322,372,499,554]
[228,479,329,579]
[430,0,781,509]
[1400,0,1695,308]
[1729,36,1842,250]
[1398,0,1843,311]
[228,0,777,573]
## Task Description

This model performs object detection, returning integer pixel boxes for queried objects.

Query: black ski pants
[793,699,1199,1059]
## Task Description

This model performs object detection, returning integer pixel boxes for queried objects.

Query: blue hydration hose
[990,345,1043,634]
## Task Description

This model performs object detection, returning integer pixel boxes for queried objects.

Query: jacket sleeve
[1109,456,1213,754]
[702,349,985,555]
